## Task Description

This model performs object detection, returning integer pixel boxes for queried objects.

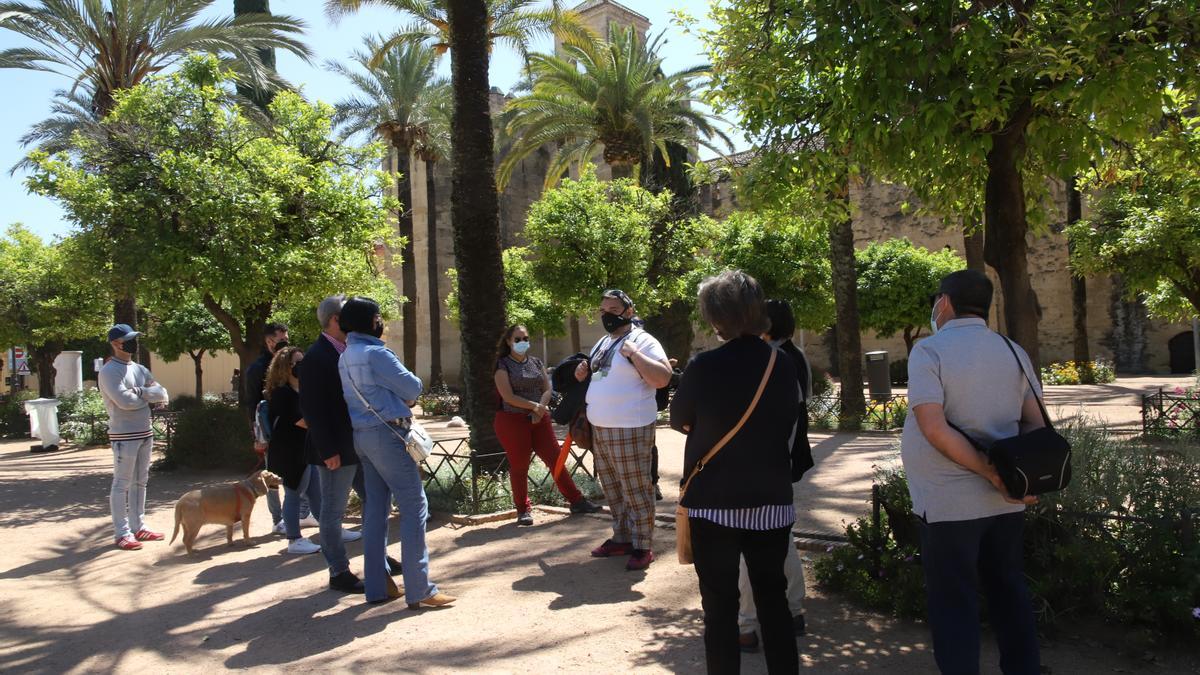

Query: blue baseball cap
[107,324,142,342]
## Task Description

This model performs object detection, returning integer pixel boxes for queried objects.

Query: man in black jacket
[300,295,399,593]
[243,322,292,530]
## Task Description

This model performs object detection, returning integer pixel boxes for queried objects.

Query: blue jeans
[283,466,323,540]
[266,488,310,525]
[318,462,365,575]
[918,512,1040,675]
[355,424,436,604]
[110,437,153,539]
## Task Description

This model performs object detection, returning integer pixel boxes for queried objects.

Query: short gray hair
[697,270,769,340]
[317,294,347,330]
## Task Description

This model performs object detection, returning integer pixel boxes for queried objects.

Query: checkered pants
[592,423,657,550]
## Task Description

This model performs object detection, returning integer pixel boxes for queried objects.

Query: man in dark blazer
[300,295,399,593]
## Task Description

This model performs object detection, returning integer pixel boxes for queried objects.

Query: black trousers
[917,512,1040,675]
[690,517,798,675]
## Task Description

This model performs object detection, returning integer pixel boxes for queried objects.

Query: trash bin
[24,398,61,452]
[864,351,892,402]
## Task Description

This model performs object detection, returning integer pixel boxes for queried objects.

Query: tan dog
[170,470,282,554]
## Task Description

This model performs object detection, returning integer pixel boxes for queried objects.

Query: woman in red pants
[494,324,601,526]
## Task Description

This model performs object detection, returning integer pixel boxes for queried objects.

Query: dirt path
[0,437,1194,674]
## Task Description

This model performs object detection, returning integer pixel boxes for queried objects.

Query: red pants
[493,411,583,513]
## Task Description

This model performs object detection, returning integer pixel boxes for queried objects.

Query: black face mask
[601,312,632,334]
[272,340,289,353]
[121,338,139,356]
[368,320,384,339]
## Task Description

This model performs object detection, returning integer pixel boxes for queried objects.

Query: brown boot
[408,592,456,610]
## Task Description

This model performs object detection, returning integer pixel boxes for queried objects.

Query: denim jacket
[338,332,424,431]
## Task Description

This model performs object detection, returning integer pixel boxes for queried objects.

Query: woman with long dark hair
[494,324,600,526]
[265,346,323,555]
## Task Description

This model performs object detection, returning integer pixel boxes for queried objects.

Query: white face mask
[930,296,945,335]
[512,340,531,356]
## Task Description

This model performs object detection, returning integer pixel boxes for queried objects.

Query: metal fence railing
[1142,388,1200,438]
[420,435,597,515]
[808,393,909,430]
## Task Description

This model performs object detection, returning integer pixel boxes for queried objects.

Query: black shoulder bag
[949,337,1072,499]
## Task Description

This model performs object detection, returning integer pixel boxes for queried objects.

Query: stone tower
[558,0,650,51]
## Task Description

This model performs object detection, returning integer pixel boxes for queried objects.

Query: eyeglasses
[513,336,530,343]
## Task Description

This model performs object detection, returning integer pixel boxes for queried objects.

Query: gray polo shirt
[900,317,1038,523]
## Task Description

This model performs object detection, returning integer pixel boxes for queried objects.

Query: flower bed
[1039,360,1116,385]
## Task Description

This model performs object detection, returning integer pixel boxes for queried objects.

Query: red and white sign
[9,347,29,375]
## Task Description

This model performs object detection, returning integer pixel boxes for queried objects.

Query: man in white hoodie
[99,324,169,550]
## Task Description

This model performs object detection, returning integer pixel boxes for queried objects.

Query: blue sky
[0,0,740,241]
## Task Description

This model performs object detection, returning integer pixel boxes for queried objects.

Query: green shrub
[57,389,109,446]
[165,399,256,471]
[814,465,926,618]
[818,426,1200,644]
[167,395,207,412]
[416,383,461,418]
[810,367,833,398]
[890,358,909,386]
[0,390,37,438]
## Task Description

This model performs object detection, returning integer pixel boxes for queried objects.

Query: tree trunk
[114,295,138,361]
[903,325,921,355]
[1066,176,1090,363]
[569,316,581,353]
[233,0,277,112]
[963,219,985,273]
[641,141,698,362]
[394,145,419,371]
[202,294,270,377]
[982,104,1041,367]
[829,187,865,429]
[426,159,443,386]
[30,343,62,399]
[447,0,508,459]
[190,351,205,400]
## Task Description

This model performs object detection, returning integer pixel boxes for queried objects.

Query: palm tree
[325,0,589,65]
[0,0,311,328]
[498,26,732,188]
[329,37,449,375]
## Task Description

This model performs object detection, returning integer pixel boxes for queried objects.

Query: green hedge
[57,389,109,446]
[165,399,256,471]
[0,391,37,438]
[815,426,1200,646]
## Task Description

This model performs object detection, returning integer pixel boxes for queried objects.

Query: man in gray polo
[901,270,1044,674]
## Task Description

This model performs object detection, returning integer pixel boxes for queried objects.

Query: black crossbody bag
[948,337,1072,499]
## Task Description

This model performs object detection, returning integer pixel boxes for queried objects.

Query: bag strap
[679,349,777,500]
[998,335,1055,432]
[344,366,410,443]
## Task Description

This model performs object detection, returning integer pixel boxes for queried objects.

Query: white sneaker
[298,515,320,528]
[341,529,362,543]
[286,538,321,555]
[272,521,286,535]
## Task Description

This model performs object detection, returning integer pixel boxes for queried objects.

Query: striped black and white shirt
[688,504,796,530]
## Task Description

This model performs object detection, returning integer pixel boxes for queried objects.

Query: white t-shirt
[585,329,668,428]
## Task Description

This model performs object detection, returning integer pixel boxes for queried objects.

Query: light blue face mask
[512,340,531,356]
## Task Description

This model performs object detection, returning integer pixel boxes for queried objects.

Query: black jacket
[243,349,272,421]
[551,352,589,425]
[670,336,801,509]
[778,339,815,479]
[298,336,358,465]
[266,386,308,490]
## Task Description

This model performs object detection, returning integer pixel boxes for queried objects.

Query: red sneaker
[590,539,633,558]
[626,549,655,571]
[134,528,164,542]
[115,535,143,551]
